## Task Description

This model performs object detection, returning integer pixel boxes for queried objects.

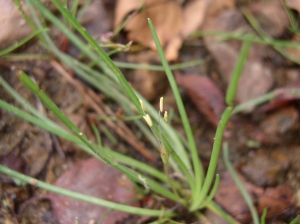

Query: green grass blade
[206,201,236,224]
[190,30,300,50]
[147,18,203,199]
[25,0,189,173]
[0,164,174,217]
[17,71,180,203]
[290,215,300,224]
[44,0,190,174]
[198,174,220,209]
[114,59,205,71]
[0,98,168,184]
[223,143,259,224]
[0,30,42,57]
[260,208,267,224]
[190,106,233,211]
[49,0,143,115]
[226,36,252,105]
[191,37,252,210]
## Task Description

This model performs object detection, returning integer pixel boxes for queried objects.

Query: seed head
[159,97,163,112]
[143,114,152,127]
[164,111,168,123]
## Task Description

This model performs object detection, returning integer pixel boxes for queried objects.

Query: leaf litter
[1,0,300,223]
[48,157,138,223]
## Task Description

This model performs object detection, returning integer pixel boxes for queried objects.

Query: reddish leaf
[215,172,295,222]
[48,157,138,224]
[259,83,300,112]
[215,171,263,223]
[241,148,290,187]
[175,73,225,127]
[257,184,294,219]
[260,106,299,136]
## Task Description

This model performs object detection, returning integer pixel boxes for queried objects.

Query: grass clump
[1,1,300,223]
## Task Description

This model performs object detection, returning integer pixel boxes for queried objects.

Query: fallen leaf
[204,0,235,18]
[49,157,138,224]
[260,105,299,135]
[215,172,295,222]
[114,0,183,61]
[202,9,274,107]
[241,148,290,187]
[258,84,300,112]
[258,184,294,219]
[126,52,168,101]
[215,171,263,223]
[181,0,209,37]
[247,0,289,37]
[175,73,225,127]
[114,0,209,61]
[0,148,27,174]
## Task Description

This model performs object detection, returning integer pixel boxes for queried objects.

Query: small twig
[50,133,65,159]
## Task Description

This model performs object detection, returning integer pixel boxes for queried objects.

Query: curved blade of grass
[190,106,233,211]
[190,30,300,49]
[17,71,180,203]
[0,164,174,217]
[223,143,259,224]
[147,18,202,199]
[225,36,252,106]
[260,208,267,224]
[191,38,252,211]
[113,59,205,71]
[198,174,220,209]
[290,216,300,224]
[206,201,237,224]
[0,30,42,57]
[1,53,51,61]
[226,35,253,105]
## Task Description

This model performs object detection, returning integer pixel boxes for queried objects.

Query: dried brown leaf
[175,73,225,127]
[248,0,290,37]
[202,10,274,107]
[49,157,138,223]
[215,171,263,223]
[260,105,299,137]
[181,0,209,37]
[215,172,295,222]
[258,184,294,219]
[241,148,290,187]
[114,0,183,60]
